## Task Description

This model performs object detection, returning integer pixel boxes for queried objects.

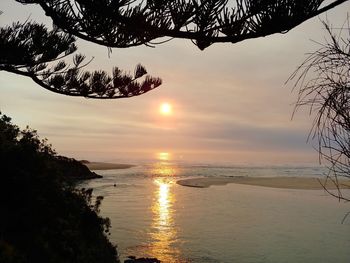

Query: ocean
[79,162,350,263]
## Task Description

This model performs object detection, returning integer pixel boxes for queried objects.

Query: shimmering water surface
[80,162,350,263]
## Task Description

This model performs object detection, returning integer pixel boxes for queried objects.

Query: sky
[1,1,349,165]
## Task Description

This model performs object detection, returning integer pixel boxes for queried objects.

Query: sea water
[79,163,350,263]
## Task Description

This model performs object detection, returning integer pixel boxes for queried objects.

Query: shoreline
[82,161,135,170]
[177,176,350,190]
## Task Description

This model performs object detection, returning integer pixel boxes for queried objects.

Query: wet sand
[84,162,135,170]
[177,177,350,190]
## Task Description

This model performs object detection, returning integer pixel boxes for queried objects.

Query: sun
[160,103,172,115]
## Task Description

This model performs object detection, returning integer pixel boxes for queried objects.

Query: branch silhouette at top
[18,0,348,50]
[1,0,348,98]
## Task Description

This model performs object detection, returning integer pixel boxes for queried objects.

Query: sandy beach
[83,162,135,170]
[177,176,350,190]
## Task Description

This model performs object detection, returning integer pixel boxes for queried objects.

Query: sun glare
[158,152,170,161]
[160,103,172,115]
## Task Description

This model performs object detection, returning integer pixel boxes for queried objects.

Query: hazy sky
[1,1,349,165]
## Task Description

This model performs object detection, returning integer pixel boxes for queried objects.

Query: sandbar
[177,177,350,190]
[83,162,135,170]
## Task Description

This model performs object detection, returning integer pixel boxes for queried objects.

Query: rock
[124,256,161,263]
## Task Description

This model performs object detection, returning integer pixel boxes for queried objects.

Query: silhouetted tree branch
[17,0,349,50]
[0,21,162,98]
[289,19,350,202]
[1,1,349,97]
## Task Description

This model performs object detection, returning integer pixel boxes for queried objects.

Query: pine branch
[17,0,348,50]
[0,21,162,98]
[289,18,350,201]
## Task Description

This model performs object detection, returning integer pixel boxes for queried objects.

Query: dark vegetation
[1,1,346,98]
[0,112,119,263]
[290,20,350,202]
[16,0,347,50]
[0,21,162,99]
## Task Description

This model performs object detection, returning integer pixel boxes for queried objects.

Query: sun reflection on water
[149,165,180,262]
[154,178,174,227]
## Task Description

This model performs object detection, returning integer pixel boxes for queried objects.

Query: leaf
[54,61,66,72]
[134,64,147,78]
[73,54,85,67]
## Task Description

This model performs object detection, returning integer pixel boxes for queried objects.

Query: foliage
[0,20,162,99]
[1,1,347,97]
[289,20,350,201]
[17,0,347,50]
[0,112,120,263]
